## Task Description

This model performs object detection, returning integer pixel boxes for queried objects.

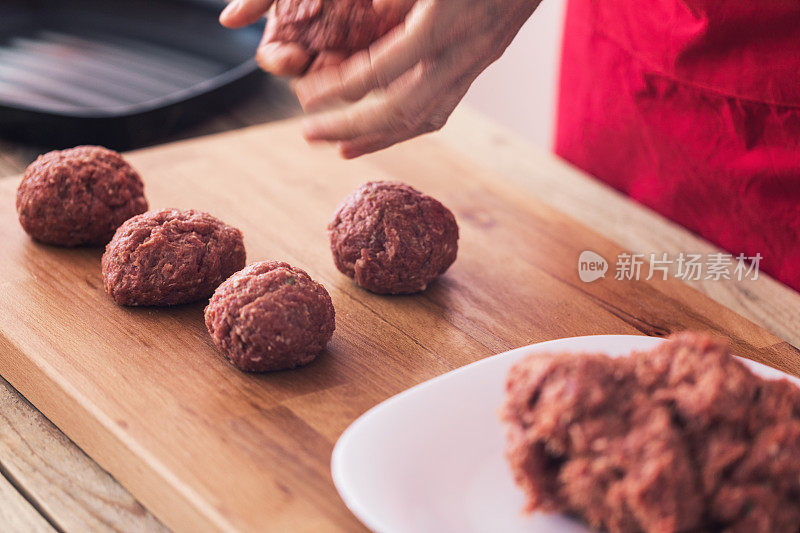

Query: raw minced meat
[328,181,459,294]
[268,0,401,53]
[102,208,246,306]
[204,261,335,372]
[16,146,147,246]
[500,332,800,533]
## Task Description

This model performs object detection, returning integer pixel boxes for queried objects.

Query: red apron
[555,0,800,291]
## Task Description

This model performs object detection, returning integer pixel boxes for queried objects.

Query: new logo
[578,250,608,283]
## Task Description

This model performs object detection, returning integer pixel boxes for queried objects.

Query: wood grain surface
[0,73,298,533]
[0,377,168,532]
[1,117,798,533]
[0,472,56,533]
[437,109,800,351]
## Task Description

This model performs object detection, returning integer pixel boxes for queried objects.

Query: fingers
[294,27,422,111]
[294,1,439,111]
[253,12,312,76]
[302,64,429,143]
[302,34,480,142]
[254,33,342,77]
[338,134,401,160]
[302,35,482,159]
[220,0,273,28]
[308,51,347,73]
[284,0,538,158]
[338,74,472,158]
[256,42,313,77]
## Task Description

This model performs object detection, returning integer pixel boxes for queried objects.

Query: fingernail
[220,0,240,21]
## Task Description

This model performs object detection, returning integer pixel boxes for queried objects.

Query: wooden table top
[1,84,799,532]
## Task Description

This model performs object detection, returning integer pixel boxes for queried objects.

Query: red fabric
[555,0,800,291]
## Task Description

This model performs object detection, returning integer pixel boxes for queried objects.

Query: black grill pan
[0,0,264,148]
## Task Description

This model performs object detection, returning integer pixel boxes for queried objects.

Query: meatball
[268,0,401,53]
[328,181,459,294]
[102,209,246,306]
[500,332,800,533]
[204,261,335,372]
[16,146,147,246]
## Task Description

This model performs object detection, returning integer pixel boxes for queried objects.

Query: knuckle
[341,55,373,95]
[365,50,387,88]
[409,60,431,86]
[387,105,419,133]
[474,24,511,65]
[422,112,448,133]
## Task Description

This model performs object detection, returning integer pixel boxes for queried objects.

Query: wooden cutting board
[0,119,798,532]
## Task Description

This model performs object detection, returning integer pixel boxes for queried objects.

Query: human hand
[219,0,405,76]
[296,0,541,158]
[220,0,540,158]
[220,0,315,75]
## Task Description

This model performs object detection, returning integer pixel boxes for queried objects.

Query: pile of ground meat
[501,332,800,533]
[328,181,459,294]
[102,209,246,306]
[18,145,339,374]
[205,261,335,372]
[16,146,147,246]
[268,0,401,53]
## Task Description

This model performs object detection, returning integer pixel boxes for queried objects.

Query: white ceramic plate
[332,334,800,533]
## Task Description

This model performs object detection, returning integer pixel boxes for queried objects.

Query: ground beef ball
[204,261,335,372]
[500,332,800,533]
[102,209,246,306]
[328,181,459,294]
[16,146,147,246]
[267,0,401,53]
